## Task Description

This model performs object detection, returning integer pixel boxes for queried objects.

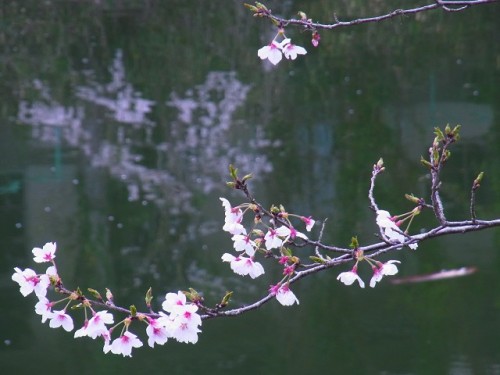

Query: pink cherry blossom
[281,39,307,60]
[35,296,54,323]
[269,284,281,295]
[74,320,90,338]
[32,242,57,263]
[279,256,290,265]
[369,260,401,288]
[275,284,299,306]
[283,265,295,276]
[146,318,169,347]
[337,267,365,288]
[257,40,283,65]
[86,310,114,339]
[166,316,202,344]
[221,253,265,278]
[231,234,256,256]
[264,228,283,250]
[376,210,418,250]
[110,331,143,357]
[300,216,315,231]
[162,291,187,315]
[277,225,308,242]
[102,330,112,354]
[12,267,50,297]
[49,310,74,332]
[220,197,246,235]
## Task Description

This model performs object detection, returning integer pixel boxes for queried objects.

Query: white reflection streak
[18,80,85,146]
[166,71,275,194]
[76,49,155,127]
[17,49,276,212]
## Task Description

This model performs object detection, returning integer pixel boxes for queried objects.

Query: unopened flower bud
[354,249,364,261]
[105,288,114,304]
[312,31,320,47]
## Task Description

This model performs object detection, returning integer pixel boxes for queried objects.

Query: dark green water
[1,1,499,374]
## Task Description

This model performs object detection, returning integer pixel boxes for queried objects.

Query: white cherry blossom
[275,285,299,306]
[86,310,114,339]
[232,233,256,256]
[32,242,57,263]
[12,267,50,297]
[221,253,265,278]
[376,210,418,250]
[257,40,283,65]
[301,216,315,231]
[35,296,53,323]
[281,39,307,60]
[337,268,365,288]
[110,331,143,357]
[146,318,169,347]
[162,291,188,315]
[370,260,401,288]
[49,310,74,332]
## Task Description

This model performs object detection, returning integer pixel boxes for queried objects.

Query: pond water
[1,1,500,374]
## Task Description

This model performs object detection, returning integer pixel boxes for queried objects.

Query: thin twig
[258,0,499,31]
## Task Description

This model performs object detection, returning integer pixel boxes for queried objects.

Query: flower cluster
[258,37,307,65]
[337,259,401,289]
[220,197,314,306]
[335,204,421,288]
[12,242,202,357]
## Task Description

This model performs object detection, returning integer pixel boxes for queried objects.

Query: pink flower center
[121,335,130,344]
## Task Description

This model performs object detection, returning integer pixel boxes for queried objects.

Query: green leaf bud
[130,305,137,317]
[87,288,103,301]
[349,236,359,249]
[145,287,153,307]
[309,256,326,264]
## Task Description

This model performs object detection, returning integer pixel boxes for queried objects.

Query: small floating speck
[44,206,51,213]
[15,223,22,229]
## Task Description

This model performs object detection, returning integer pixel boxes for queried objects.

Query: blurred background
[1,0,499,373]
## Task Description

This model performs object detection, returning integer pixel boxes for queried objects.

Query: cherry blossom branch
[369,159,383,212]
[247,1,499,32]
[12,126,500,355]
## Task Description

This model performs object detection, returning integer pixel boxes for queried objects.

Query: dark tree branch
[250,0,499,32]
